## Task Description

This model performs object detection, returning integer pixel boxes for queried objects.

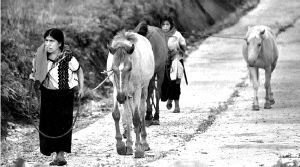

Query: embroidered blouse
[44,56,80,90]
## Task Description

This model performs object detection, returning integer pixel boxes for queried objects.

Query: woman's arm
[175,31,187,57]
[179,44,187,52]
[77,67,84,98]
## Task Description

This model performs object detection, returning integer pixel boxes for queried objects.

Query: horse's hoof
[125,146,133,155]
[142,142,150,151]
[145,120,152,127]
[252,105,259,111]
[270,99,275,105]
[134,149,145,158]
[116,141,126,155]
[264,103,271,109]
[151,119,160,125]
[145,113,153,121]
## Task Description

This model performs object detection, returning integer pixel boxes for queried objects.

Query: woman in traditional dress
[161,16,187,113]
[32,28,84,166]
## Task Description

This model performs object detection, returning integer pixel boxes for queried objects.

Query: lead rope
[91,70,113,91]
[28,70,112,139]
[28,97,81,139]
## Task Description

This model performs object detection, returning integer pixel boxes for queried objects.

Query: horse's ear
[107,44,116,54]
[127,44,135,54]
[260,29,266,39]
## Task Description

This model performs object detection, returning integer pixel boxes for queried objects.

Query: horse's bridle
[111,68,133,102]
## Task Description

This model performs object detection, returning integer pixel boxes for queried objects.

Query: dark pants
[39,86,74,156]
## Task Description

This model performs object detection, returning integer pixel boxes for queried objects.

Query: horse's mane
[111,30,137,66]
[112,30,137,48]
[246,26,275,40]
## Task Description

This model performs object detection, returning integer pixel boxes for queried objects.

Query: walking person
[160,16,187,113]
[31,28,84,166]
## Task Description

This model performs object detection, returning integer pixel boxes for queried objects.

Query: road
[24,0,300,166]
[148,0,300,166]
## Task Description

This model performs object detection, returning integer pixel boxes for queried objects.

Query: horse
[242,25,279,110]
[107,31,155,158]
[134,22,168,126]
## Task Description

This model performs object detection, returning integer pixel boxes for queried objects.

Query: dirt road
[148,0,300,166]
[23,0,300,166]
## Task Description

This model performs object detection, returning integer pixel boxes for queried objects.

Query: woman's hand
[77,88,84,98]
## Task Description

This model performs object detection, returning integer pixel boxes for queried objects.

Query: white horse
[242,25,279,110]
[107,31,154,158]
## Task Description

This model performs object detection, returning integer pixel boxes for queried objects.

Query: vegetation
[1,0,258,139]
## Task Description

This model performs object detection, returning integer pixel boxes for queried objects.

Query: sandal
[50,158,67,166]
[49,159,59,166]
[173,108,180,113]
[57,159,67,166]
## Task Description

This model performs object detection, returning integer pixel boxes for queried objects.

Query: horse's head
[245,27,265,67]
[109,43,135,104]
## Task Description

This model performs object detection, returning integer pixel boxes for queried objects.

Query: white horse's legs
[112,83,134,155]
[270,92,275,105]
[124,124,133,155]
[133,105,143,158]
[123,101,134,155]
[249,67,260,110]
[264,68,272,109]
[132,88,144,158]
[140,87,150,151]
[116,86,150,158]
[112,101,126,155]
[270,64,276,105]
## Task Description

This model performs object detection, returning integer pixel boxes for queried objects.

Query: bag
[170,56,184,80]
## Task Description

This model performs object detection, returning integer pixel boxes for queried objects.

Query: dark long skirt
[39,85,74,156]
[161,67,181,101]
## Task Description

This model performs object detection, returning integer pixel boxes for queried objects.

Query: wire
[180,31,246,40]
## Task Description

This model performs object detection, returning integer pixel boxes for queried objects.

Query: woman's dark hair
[160,16,174,30]
[43,28,64,51]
